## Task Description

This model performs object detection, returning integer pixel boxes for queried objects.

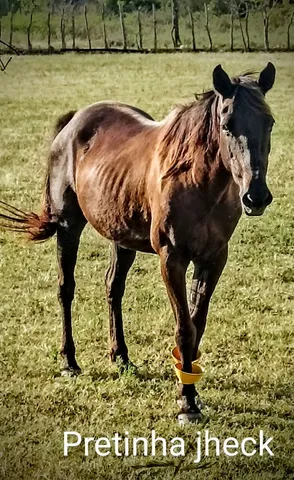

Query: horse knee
[58,279,76,304]
[105,267,112,294]
[105,270,125,302]
[175,323,197,360]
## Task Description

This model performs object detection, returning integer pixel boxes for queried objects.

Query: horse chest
[160,197,241,262]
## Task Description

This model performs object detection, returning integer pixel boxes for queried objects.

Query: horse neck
[189,101,232,201]
[191,144,232,203]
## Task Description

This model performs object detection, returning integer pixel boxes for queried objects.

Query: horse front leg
[190,246,228,359]
[160,248,200,423]
[105,243,136,371]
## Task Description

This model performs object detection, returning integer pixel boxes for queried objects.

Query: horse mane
[158,91,219,180]
[158,73,272,180]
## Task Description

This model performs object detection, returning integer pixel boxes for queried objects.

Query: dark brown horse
[0,63,276,423]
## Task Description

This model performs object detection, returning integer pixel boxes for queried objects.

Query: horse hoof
[178,412,202,425]
[61,367,81,377]
[118,360,137,375]
[178,396,206,411]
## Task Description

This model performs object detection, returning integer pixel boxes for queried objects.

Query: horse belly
[77,180,153,252]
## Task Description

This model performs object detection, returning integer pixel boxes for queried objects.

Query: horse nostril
[242,193,254,207]
[242,190,272,209]
[247,193,253,204]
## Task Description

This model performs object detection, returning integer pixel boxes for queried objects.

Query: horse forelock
[232,76,273,117]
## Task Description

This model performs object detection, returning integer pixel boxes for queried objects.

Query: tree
[287,7,294,50]
[21,0,37,50]
[187,2,196,51]
[1,1,21,45]
[118,1,127,48]
[171,0,181,47]
[254,0,279,50]
[47,0,53,50]
[0,0,10,17]
[0,0,9,39]
[204,2,213,50]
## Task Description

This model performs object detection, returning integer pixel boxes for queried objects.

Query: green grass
[0,53,294,480]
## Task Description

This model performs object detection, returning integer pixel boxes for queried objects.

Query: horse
[0,63,276,423]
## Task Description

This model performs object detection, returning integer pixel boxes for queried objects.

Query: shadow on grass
[85,367,175,383]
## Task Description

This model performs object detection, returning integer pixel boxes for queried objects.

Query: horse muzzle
[242,187,273,216]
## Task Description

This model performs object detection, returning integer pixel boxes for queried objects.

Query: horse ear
[213,64,233,98]
[258,62,276,95]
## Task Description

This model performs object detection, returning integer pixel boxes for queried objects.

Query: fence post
[236,1,247,52]
[60,8,66,49]
[102,2,108,49]
[72,14,76,49]
[188,4,196,51]
[171,0,181,47]
[230,1,234,51]
[244,2,250,51]
[118,1,127,50]
[204,3,212,51]
[9,10,14,46]
[137,7,143,50]
[287,11,294,51]
[84,4,91,50]
[152,3,157,51]
[27,1,36,52]
[47,10,52,51]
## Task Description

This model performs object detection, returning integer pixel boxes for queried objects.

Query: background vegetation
[0,52,293,479]
[0,0,294,51]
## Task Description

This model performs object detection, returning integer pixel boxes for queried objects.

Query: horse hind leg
[56,188,87,376]
[105,243,136,372]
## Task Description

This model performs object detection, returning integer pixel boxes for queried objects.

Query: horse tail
[0,200,57,242]
[0,110,77,242]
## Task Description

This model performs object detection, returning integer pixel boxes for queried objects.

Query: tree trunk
[263,13,269,51]
[238,14,247,51]
[171,0,181,47]
[262,0,278,51]
[9,10,14,46]
[230,5,234,51]
[152,3,157,51]
[60,8,66,49]
[71,15,75,49]
[101,2,108,49]
[47,11,52,50]
[245,3,250,51]
[84,5,91,50]
[118,1,127,50]
[137,7,143,50]
[27,9,35,51]
[188,5,196,51]
[287,11,294,51]
[204,3,212,51]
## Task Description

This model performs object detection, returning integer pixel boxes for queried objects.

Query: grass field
[0,53,294,480]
